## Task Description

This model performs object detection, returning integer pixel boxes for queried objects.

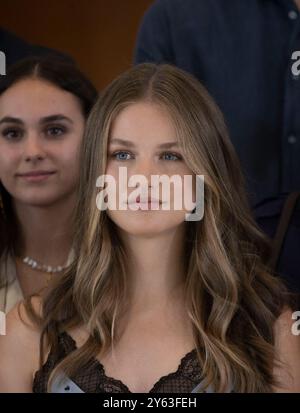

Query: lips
[130,195,162,204]
[18,170,56,177]
[17,170,56,182]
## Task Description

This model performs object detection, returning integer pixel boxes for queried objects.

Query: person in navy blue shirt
[134,1,300,297]
[134,0,300,208]
[254,192,300,296]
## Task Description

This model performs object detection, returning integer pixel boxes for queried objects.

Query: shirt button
[288,135,297,144]
[288,10,298,20]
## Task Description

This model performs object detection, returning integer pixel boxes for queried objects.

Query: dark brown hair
[0,55,98,285]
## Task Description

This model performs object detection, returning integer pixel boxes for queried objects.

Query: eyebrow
[0,116,23,125]
[109,138,179,149]
[0,114,73,126]
[39,114,74,124]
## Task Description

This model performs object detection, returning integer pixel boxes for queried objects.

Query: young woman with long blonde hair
[0,63,299,393]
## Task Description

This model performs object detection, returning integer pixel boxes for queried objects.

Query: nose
[128,158,156,191]
[23,133,46,162]
[128,157,166,198]
[131,157,160,182]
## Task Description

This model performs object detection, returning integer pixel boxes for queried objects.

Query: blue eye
[161,152,182,161]
[1,128,23,141]
[109,151,182,161]
[111,151,133,161]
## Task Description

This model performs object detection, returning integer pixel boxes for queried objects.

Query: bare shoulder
[0,297,42,392]
[272,307,300,392]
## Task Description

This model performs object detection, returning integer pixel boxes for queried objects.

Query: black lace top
[32,331,203,393]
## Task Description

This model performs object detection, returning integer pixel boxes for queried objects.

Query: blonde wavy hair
[27,63,290,392]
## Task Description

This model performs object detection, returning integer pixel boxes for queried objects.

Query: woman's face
[105,101,196,237]
[0,78,85,207]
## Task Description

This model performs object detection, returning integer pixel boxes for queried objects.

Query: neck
[13,193,75,266]
[120,224,188,315]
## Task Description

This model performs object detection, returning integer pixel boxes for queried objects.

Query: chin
[108,211,186,237]
[14,192,66,208]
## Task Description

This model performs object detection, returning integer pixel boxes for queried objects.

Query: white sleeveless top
[0,253,23,313]
[0,250,74,313]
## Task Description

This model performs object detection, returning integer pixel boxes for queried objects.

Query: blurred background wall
[0,0,153,90]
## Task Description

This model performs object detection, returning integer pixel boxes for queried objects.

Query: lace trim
[149,349,199,393]
[50,331,200,393]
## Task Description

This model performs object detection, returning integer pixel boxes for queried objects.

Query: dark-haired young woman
[0,56,98,313]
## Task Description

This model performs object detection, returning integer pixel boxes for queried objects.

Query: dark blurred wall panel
[0,0,153,90]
